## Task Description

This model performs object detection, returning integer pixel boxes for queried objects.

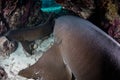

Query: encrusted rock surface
[0,36,17,57]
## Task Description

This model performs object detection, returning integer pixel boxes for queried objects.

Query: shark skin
[19,15,120,80]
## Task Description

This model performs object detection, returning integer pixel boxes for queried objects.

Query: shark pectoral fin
[18,67,33,79]
[21,41,33,55]
[18,57,42,79]
[18,43,72,80]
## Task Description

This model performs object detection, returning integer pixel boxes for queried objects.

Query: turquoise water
[41,6,62,12]
[41,0,62,12]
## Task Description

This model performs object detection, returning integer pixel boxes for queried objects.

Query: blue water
[41,0,62,12]
[41,6,62,12]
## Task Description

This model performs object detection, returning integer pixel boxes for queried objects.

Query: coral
[0,0,19,32]
[8,8,21,29]
[0,37,17,56]
[4,0,33,29]
[0,21,7,35]
[0,66,7,80]
[102,0,120,43]
[20,0,33,27]
[55,0,95,19]
[3,0,18,18]
[105,0,118,21]
[0,0,48,31]
[26,0,47,27]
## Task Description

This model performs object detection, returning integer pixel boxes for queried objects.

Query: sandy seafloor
[0,35,54,80]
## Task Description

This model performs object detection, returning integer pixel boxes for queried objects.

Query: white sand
[0,35,54,80]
